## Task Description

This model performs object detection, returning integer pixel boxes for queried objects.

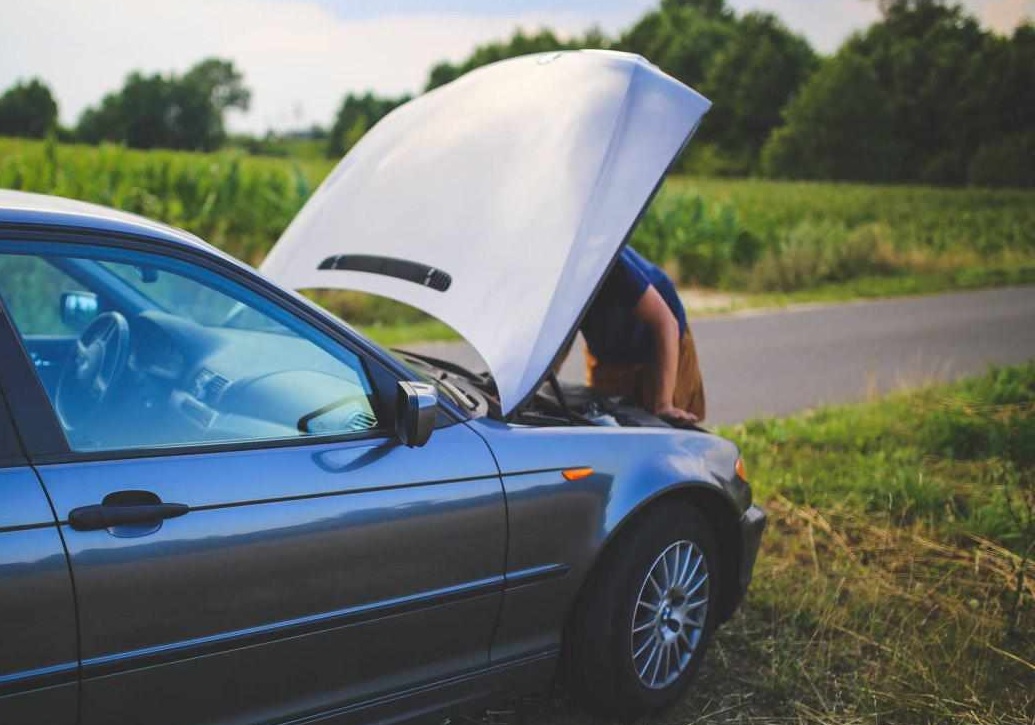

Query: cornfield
[0,137,331,266]
[2,136,1034,294]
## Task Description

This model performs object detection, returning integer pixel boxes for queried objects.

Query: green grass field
[1,136,1033,343]
[512,364,1035,725]
[0,136,331,266]
[1,137,1030,722]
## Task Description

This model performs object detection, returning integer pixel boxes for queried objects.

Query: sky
[0,0,1031,134]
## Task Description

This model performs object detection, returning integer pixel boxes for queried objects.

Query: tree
[0,79,58,138]
[327,26,606,159]
[762,0,1033,186]
[76,92,125,145]
[659,0,732,20]
[965,22,1035,186]
[424,28,606,92]
[414,0,811,175]
[761,53,901,182]
[618,0,796,172]
[844,0,990,183]
[75,58,250,151]
[617,2,733,89]
[117,72,174,149]
[326,92,410,158]
[700,12,818,169]
[174,59,251,150]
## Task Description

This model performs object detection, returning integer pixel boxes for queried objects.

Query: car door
[0,319,78,725]
[0,237,506,725]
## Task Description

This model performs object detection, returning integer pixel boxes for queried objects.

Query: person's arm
[634,285,697,424]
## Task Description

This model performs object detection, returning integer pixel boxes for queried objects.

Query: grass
[1,136,1033,344]
[690,264,1035,317]
[3,134,1030,719]
[634,179,1035,293]
[670,177,1035,260]
[0,136,332,267]
[489,364,1035,724]
[345,264,1035,343]
[356,318,458,347]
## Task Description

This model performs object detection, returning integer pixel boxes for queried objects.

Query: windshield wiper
[393,349,482,382]
[434,375,478,411]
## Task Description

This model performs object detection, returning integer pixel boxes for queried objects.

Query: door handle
[68,490,189,531]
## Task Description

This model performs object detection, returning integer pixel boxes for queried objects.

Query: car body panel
[467,418,747,663]
[0,468,78,725]
[0,54,763,719]
[262,50,711,415]
[0,189,219,257]
[0,389,26,468]
[34,417,506,725]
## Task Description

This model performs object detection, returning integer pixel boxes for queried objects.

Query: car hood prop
[261,50,710,415]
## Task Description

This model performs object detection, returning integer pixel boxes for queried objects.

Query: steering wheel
[56,311,131,430]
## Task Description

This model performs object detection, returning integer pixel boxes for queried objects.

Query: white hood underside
[262,50,710,415]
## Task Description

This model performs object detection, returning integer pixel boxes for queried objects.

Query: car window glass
[0,245,383,453]
[0,254,85,335]
[98,261,288,334]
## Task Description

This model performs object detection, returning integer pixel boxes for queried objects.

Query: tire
[564,501,721,720]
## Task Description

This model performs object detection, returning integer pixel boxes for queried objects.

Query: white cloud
[0,0,1030,135]
[0,0,601,133]
[970,0,1035,32]
[728,0,1032,53]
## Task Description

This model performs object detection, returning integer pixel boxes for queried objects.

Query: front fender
[465,419,746,664]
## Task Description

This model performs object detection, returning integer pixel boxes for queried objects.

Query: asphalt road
[409,286,1035,425]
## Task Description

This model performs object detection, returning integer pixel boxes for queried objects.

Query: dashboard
[116,310,381,448]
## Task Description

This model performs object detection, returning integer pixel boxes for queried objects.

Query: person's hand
[655,405,699,427]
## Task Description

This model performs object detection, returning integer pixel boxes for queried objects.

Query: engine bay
[394,350,690,431]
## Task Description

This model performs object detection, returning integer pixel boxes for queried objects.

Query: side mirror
[395,381,438,448]
[60,291,99,331]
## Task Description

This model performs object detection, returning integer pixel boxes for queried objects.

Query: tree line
[0,59,249,152]
[1,0,1031,186]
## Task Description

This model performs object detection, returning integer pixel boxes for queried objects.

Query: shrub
[630,193,759,286]
[747,221,903,292]
[920,364,1035,467]
[760,53,902,182]
[968,133,1035,188]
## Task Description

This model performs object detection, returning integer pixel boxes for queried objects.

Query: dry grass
[474,498,1033,725]
[463,366,1035,725]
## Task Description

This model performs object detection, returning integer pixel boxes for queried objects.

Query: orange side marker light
[735,458,748,480]
[562,467,594,481]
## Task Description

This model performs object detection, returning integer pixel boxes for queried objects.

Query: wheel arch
[565,482,744,644]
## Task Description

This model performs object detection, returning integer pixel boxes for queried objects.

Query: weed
[524,365,1035,724]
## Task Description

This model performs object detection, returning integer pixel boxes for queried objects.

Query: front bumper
[726,503,766,618]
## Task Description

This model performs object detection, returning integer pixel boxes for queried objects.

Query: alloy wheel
[630,539,710,690]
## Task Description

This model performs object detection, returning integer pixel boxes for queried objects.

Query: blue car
[0,52,764,725]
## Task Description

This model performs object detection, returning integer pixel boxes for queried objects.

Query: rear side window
[0,243,384,454]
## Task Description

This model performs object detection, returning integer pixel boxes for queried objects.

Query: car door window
[0,244,382,453]
[0,254,84,335]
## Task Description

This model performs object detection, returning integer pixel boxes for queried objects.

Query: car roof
[0,189,216,254]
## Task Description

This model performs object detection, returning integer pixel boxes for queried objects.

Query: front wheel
[565,502,721,720]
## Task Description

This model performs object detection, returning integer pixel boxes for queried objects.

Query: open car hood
[262,50,710,415]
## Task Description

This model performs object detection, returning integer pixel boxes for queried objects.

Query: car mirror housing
[60,291,99,331]
[395,381,438,448]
